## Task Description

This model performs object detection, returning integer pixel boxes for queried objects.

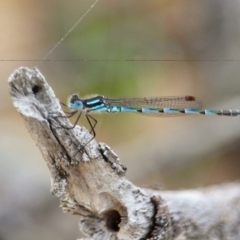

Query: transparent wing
[106,96,201,109]
[105,96,202,117]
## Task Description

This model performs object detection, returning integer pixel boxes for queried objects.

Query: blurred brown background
[1,0,240,239]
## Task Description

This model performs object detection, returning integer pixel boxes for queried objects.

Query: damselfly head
[67,94,83,109]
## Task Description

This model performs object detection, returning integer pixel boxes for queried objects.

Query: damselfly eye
[70,94,79,103]
[68,99,83,109]
[75,101,82,107]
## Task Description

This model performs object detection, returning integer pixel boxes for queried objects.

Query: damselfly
[65,94,240,138]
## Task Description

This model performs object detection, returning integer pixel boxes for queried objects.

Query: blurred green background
[1,0,240,239]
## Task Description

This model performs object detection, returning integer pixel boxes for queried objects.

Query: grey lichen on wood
[8,67,240,240]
